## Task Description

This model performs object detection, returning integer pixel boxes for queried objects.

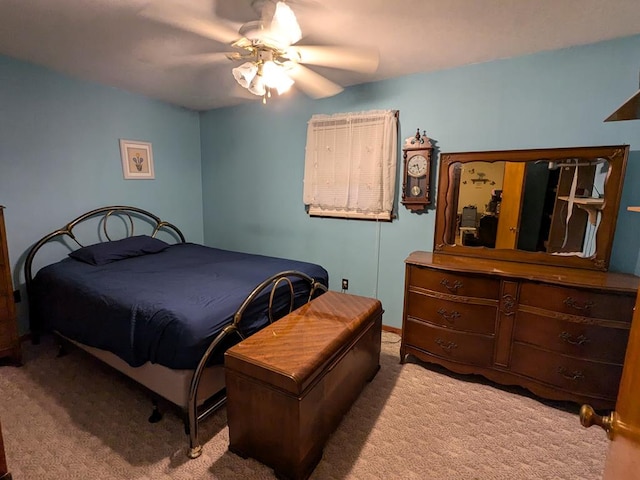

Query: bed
[24,206,328,458]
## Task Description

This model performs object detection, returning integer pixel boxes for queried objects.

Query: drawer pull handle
[435,338,458,352]
[557,366,584,381]
[563,297,594,312]
[440,279,463,293]
[437,308,461,324]
[559,331,590,346]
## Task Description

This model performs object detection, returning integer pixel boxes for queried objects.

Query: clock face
[407,154,428,178]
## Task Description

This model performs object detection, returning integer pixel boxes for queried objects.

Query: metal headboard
[24,205,185,339]
[22,205,329,460]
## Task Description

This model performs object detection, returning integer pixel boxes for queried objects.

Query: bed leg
[148,399,163,423]
[187,444,202,459]
[187,415,202,459]
[180,412,202,458]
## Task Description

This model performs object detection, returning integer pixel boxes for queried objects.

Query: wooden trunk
[225,291,383,480]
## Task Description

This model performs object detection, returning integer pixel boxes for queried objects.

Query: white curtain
[303,109,398,220]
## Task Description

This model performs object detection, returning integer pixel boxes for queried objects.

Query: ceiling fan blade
[286,64,343,99]
[290,46,379,73]
[159,52,239,67]
[138,4,241,46]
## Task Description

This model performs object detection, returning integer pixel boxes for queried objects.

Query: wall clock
[401,129,433,212]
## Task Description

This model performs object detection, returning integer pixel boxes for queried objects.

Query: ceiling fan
[138,0,379,104]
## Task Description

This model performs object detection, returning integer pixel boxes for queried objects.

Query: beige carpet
[0,332,608,480]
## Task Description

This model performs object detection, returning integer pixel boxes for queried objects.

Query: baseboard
[382,325,401,336]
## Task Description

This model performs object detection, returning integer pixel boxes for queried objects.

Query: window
[302,109,398,220]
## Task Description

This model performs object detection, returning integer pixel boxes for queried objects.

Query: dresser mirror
[433,145,629,271]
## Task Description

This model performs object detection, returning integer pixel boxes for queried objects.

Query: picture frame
[119,139,155,179]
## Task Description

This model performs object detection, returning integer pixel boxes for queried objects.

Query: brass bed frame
[24,205,328,458]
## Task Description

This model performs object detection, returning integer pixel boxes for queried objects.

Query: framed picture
[120,139,155,179]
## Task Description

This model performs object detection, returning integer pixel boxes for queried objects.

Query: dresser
[0,207,20,364]
[401,252,639,409]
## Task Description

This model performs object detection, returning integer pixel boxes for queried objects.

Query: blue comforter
[32,243,328,369]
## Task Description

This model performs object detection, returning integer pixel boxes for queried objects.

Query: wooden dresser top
[407,251,639,293]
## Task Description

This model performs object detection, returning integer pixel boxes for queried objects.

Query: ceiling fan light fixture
[232,62,258,88]
[140,0,374,104]
[271,2,302,46]
[248,70,267,96]
[262,60,294,94]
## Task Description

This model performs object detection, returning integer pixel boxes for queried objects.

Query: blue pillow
[69,235,170,266]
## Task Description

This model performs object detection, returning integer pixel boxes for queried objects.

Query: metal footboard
[185,270,327,458]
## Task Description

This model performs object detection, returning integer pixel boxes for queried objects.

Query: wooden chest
[225,291,383,480]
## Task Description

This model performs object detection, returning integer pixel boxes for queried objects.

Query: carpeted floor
[0,331,608,479]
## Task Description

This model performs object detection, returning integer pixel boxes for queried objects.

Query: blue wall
[2,36,640,334]
[200,35,640,329]
[0,56,204,333]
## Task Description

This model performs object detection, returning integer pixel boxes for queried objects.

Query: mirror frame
[433,145,629,271]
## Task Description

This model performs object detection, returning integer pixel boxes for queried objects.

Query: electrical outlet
[341,278,349,290]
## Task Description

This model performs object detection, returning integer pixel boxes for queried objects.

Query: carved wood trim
[500,293,516,316]
[408,286,498,307]
[517,304,629,329]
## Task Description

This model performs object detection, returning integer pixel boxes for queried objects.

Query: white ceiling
[1,0,640,111]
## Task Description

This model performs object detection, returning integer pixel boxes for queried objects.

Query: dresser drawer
[404,317,494,367]
[518,282,634,322]
[513,310,628,364]
[408,265,500,299]
[406,291,497,335]
[510,343,622,399]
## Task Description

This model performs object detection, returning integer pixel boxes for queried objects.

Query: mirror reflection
[449,159,609,258]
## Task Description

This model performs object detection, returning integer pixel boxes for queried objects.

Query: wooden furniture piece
[401,252,639,409]
[580,206,640,478]
[0,207,20,364]
[225,291,383,480]
[401,129,434,211]
[581,285,640,478]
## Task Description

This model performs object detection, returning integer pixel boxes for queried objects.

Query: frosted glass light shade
[262,61,294,94]
[271,2,302,46]
[232,62,257,88]
[248,74,266,96]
